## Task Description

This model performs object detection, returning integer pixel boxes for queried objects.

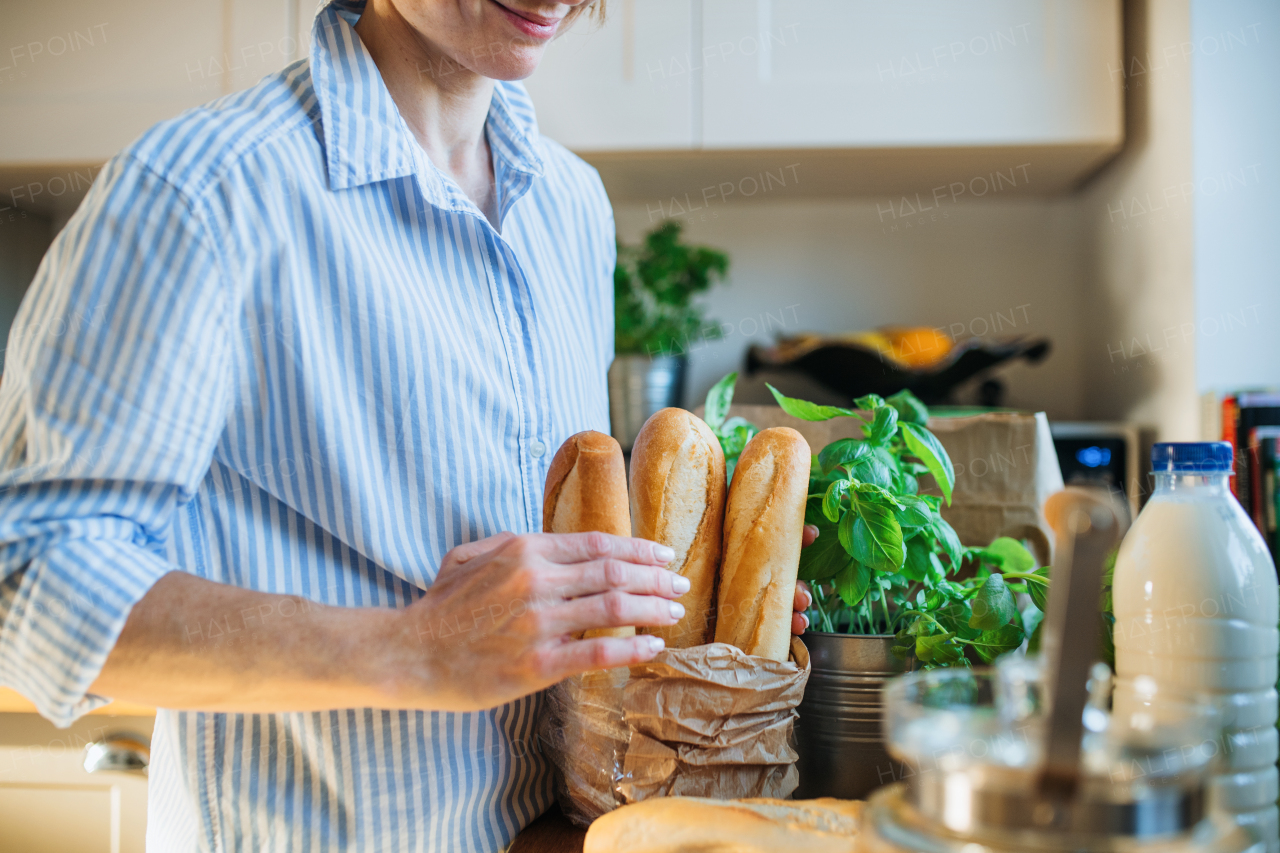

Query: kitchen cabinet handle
[83,732,151,776]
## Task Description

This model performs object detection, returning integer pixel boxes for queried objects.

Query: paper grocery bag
[719,405,1063,563]
[539,638,811,827]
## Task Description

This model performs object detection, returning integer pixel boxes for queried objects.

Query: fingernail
[671,573,691,594]
[669,601,685,619]
[646,635,665,654]
[653,545,676,563]
[801,613,810,629]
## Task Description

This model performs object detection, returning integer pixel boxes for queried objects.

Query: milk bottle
[1114,442,1279,851]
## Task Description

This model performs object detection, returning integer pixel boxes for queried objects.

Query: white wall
[1190,0,1279,394]
[1077,0,1198,439]
[614,195,1087,420]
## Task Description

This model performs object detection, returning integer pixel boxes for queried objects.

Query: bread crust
[583,795,861,853]
[629,408,726,648]
[714,427,811,661]
[543,430,634,638]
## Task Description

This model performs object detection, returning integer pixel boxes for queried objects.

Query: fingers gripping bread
[543,430,635,639]
[629,408,727,648]
[714,427,811,662]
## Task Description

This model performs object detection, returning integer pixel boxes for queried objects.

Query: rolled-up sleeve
[0,153,231,726]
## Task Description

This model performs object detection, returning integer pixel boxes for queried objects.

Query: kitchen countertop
[0,687,154,716]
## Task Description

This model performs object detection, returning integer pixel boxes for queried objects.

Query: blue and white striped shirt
[0,2,615,849]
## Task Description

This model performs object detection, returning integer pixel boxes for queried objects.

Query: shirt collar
[310,0,545,204]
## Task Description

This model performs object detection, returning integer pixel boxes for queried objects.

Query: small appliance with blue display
[1049,422,1144,518]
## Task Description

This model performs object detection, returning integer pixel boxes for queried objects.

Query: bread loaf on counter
[583,796,861,853]
[629,408,726,648]
[543,430,634,639]
[714,427,811,662]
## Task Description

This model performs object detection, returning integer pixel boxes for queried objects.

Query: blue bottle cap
[1151,441,1234,473]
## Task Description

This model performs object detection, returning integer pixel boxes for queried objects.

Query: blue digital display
[1076,446,1112,468]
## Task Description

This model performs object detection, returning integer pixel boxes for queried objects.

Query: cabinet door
[0,741,148,853]
[524,0,695,151]
[700,0,1122,148]
[0,0,297,164]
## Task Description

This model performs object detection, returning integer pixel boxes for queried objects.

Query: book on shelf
[1248,427,1280,563]
[1229,394,1280,521]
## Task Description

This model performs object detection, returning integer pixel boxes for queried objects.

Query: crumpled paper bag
[540,637,811,827]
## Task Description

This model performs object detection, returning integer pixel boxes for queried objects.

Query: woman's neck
[355,1,499,226]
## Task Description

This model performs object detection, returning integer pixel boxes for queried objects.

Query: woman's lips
[491,1,562,40]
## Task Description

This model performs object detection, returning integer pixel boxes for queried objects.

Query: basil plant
[703,373,1048,668]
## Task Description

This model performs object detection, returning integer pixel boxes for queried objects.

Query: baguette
[543,430,635,639]
[714,427,811,661]
[583,796,861,853]
[629,408,726,648]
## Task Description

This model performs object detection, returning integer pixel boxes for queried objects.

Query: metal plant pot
[608,354,687,450]
[793,632,914,800]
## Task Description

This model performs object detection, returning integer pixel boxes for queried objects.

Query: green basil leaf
[868,406,899,444]
[834,562,872,607]
[837,508,858,556]
[850,456,895,490]
[896,470,919,496]
[767,384,858,421]
[970,624,1025,663]
[937,600,982,640]
[850,501,905,571]
[852,481,905,509]
[917,632,962,664]
[1028,620,1044,654]
[892,629,917,659]
[982,537,1035,573]
[1022,602,1044,637]
[900,422,955,505]
[902,535,934,582]
[933,517,964,571]
[720,416,755,434]
[1029,565,1050,612]
[822,479,850,523]
[895,495,932,528]
[886,389,929,425]
[818,438,872,476]
[969,574,1018,630]
[854,394,886,411]
[798,525,853,581]
[704,372,737,430]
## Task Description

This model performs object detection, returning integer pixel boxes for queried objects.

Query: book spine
[1264,438,1279,565]
[1249,428,1266,534]
[1223,395,1240,499]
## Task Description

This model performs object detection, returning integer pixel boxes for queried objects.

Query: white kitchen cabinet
[0,0,297,165]
[523,0,696,150]
[700,0,1122,148]
[526,0,1122,152]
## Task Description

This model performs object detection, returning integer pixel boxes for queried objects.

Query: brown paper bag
[540,638,811,827]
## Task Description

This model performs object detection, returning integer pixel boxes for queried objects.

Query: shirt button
[529,440,546,458]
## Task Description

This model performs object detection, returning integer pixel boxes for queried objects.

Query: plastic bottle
[1114,442,1279,851]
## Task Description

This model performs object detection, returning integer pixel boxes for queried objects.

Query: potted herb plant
[610,221,728,449]
[703,373,1048,798]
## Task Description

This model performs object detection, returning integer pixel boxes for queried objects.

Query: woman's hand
[792,524,818,635]
[383,531,687,712]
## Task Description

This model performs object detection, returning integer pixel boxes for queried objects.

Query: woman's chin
[472,48,546,82]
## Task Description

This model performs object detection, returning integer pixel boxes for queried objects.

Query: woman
[0,1,812,849]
